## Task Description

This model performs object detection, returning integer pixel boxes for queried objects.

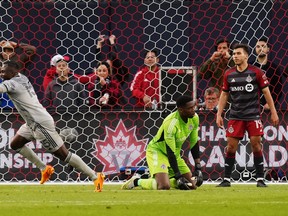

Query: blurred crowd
[0,35,286,111]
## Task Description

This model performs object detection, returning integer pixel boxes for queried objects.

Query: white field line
[0,181,287,185]
[2,199,288,206]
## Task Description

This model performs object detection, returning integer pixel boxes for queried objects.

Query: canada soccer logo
[92,119,149,174]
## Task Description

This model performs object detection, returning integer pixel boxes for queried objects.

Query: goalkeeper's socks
[138,179,157,190]
[253,150,264,178]
[224,152,236,179]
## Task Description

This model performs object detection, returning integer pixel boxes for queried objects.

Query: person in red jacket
[43,54,70,91]
[130,50,160,108]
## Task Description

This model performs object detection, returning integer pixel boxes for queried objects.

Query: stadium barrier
[0,109,287,182]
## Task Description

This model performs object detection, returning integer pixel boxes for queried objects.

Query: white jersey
[0,73,53,126]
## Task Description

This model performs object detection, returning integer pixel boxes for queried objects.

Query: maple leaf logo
[92,119,149,174]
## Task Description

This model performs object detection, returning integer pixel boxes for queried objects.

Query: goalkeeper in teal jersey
[121,95,203,190]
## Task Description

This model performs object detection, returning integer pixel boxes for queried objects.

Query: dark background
[1,0,287,108]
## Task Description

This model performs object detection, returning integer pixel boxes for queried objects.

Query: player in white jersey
[0,61,104,192]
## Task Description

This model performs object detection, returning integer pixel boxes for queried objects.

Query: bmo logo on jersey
[231,86,244,91]
[231,84,254,92]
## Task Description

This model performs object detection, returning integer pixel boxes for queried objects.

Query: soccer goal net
[0,0,287,183]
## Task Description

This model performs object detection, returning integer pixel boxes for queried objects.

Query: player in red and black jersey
[216,43,279,187]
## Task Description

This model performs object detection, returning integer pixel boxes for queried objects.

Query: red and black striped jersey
[222,65,269,120]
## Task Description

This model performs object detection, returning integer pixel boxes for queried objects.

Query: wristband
[174,172,182,180]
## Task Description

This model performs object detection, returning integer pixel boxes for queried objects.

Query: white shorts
[17,121,64,152]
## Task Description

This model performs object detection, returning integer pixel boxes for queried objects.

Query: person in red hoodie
[43,54,70,91]
[130,50,160,108]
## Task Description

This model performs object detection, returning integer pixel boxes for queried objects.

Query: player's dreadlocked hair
[176,95,193,108]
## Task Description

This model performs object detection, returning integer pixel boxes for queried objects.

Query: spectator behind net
[198,38,235,90]
[252,37,286,110]
[43,58,87,111]
[43,54,70,91]
[130,49,160,108]
[96,35,129,87]
[198,87,220,111]
[88,61,121,109]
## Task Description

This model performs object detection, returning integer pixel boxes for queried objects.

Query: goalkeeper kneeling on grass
[121,95,203,190]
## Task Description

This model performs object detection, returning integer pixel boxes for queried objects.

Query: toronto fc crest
[228,125,234,134]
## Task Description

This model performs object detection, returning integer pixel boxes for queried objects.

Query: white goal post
[159,66,197,105]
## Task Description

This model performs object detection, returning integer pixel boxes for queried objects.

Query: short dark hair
[233,43,250,55]
[176,95,193,108]
[258,37,268,43]
[215,38,230,51]
[144,49,158,58]
[258,36,270,48]
[2,60,19,70]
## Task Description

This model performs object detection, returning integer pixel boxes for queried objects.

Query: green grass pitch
[0,184,287,216]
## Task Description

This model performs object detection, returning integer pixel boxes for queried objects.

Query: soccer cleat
[257,180,267,187]
[40,165,54,184]
[121,175,140,190]
[216,179,231,187]
[94,172,105,192]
